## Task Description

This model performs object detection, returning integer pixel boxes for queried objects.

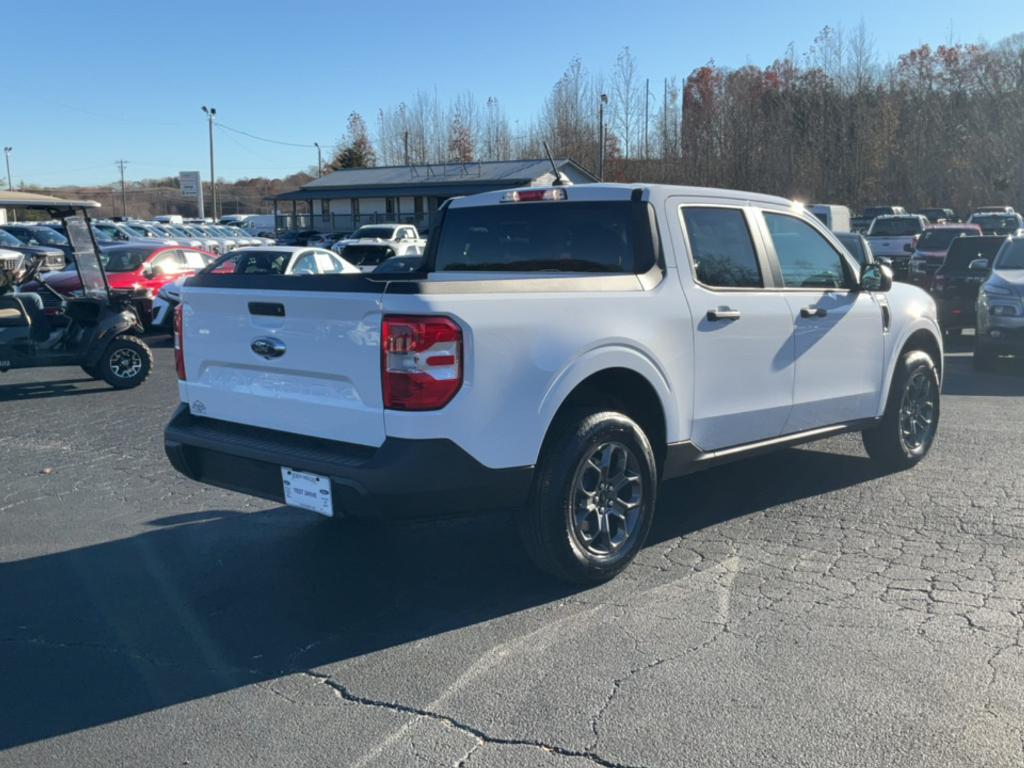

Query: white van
[809,204,851,232]
[154,214,185,225]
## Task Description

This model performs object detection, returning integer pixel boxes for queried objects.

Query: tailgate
[179,281,385,446]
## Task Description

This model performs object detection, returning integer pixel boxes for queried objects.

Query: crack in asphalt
[299,671,649,768]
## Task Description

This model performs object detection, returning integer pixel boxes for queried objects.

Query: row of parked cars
[7,218,432,333]
[812,204,1023,371]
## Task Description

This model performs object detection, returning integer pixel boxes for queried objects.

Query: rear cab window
[432,200,645,274]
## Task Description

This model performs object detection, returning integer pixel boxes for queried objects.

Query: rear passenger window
[681,207,763,288]
[763,213,849,289]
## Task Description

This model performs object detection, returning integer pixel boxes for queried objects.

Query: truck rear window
[433,201,641,273]
[870,218,923,236]
[940,238,1004,272]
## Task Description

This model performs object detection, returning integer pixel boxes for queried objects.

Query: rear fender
[536,344,678,461]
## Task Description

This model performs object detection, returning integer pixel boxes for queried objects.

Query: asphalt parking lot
[1,334,1023,768]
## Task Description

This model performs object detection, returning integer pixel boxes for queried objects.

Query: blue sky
[6,0,1022,187]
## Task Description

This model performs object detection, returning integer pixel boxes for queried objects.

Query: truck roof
[449,182,796,210]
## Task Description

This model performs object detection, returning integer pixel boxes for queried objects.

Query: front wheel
[98,335,153,389]
[519,409,657,584]
[862,350,940,470]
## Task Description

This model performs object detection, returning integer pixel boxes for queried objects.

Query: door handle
[800,306,827,318]
[707,307,741,321]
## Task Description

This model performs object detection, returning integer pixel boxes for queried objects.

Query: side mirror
[861,263,893,292]
[141,263,156,278]
[969,258,989,272]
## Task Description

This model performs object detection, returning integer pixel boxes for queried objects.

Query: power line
[217,122,316,148]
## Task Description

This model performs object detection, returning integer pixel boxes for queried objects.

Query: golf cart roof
[0,191,101,210]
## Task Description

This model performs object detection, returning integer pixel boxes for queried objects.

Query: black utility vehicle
[931,235,1005,335]
[0,192,152,388]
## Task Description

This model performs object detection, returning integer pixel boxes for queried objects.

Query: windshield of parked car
[917,228,974,251]
[23,226,69,246]
[972,214,1020,234]
[869,218,923,236]
[101,246,157,272]
[434,201,638,273]
[941,237,1005,272]
[995,240,1024,270]
[353,226,397,240]
[0,229,24,247]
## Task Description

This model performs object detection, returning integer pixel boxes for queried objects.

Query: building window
[386,197,396,215]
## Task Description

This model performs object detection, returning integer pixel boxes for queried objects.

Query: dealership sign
[179,171,201,198]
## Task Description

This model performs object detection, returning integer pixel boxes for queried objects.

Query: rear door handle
[706,307,741,321]
[800,306,827,318]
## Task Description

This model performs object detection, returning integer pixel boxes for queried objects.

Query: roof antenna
[542,141,570,186]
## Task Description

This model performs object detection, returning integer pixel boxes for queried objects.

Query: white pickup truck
[865,214,929,280]
[165,183,943,584]
[330,223,426,271]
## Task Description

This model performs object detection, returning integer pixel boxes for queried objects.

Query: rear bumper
[163,404,534,519]
[937,299,977,329]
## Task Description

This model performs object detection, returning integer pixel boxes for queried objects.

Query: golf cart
[0,192,153,389]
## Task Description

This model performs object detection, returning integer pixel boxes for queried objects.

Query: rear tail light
[173,303,186,380]
[382,315,462,410]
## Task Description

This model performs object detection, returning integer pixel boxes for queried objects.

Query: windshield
[995,240,1024,270]
[434,201,638,273]
[102,246,155,272]
[206,249,290,274]
[25,226,69,246]
[353,226,397,240]
[917,229,974,251]
[973,215,1020,234]
[0,229,23,247]
[869,218,923,236]
[65,216,107,298]
[941,238,1005,272]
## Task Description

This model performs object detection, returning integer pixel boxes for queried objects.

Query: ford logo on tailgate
[251,337,286,359]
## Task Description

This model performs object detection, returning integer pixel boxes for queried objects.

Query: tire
[98,335,153,389]
[519,409,657,585]
[81,364,100,380]
[973,344,997,372]
[862,350,940,471]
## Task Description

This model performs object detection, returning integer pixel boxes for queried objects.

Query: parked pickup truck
[330,223,426,271]
[866,214,929,279]
[165,184,944,584]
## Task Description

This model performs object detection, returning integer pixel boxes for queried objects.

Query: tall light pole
[116,160,129,217]
[4,147,14,222]
[201,106,218,220]
[314,142,322,177]
[598,94,608,182]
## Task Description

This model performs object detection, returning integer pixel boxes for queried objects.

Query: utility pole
[644,78,650,160]
[201,106,217,220]
[314,142,322,177]
[403,131,410,166]
[598,94,608,182]
[116,160,129,218]
[3,147,13,221]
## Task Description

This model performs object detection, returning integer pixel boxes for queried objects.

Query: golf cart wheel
[81,364,101,380]
[99,335,153,389]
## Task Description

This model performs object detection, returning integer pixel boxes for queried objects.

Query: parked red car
[906,223,982,289]
[26,244,214,324]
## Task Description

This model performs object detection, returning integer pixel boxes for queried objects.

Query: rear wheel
[519,409,657,584]
[862,350,940,470]
[99,335,153,389]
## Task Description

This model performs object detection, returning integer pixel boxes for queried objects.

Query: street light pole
[314,142,322,177]
[201,106,218,220]
[4,147,14,222]
[116,160,129,217]
[598,94,608,182]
